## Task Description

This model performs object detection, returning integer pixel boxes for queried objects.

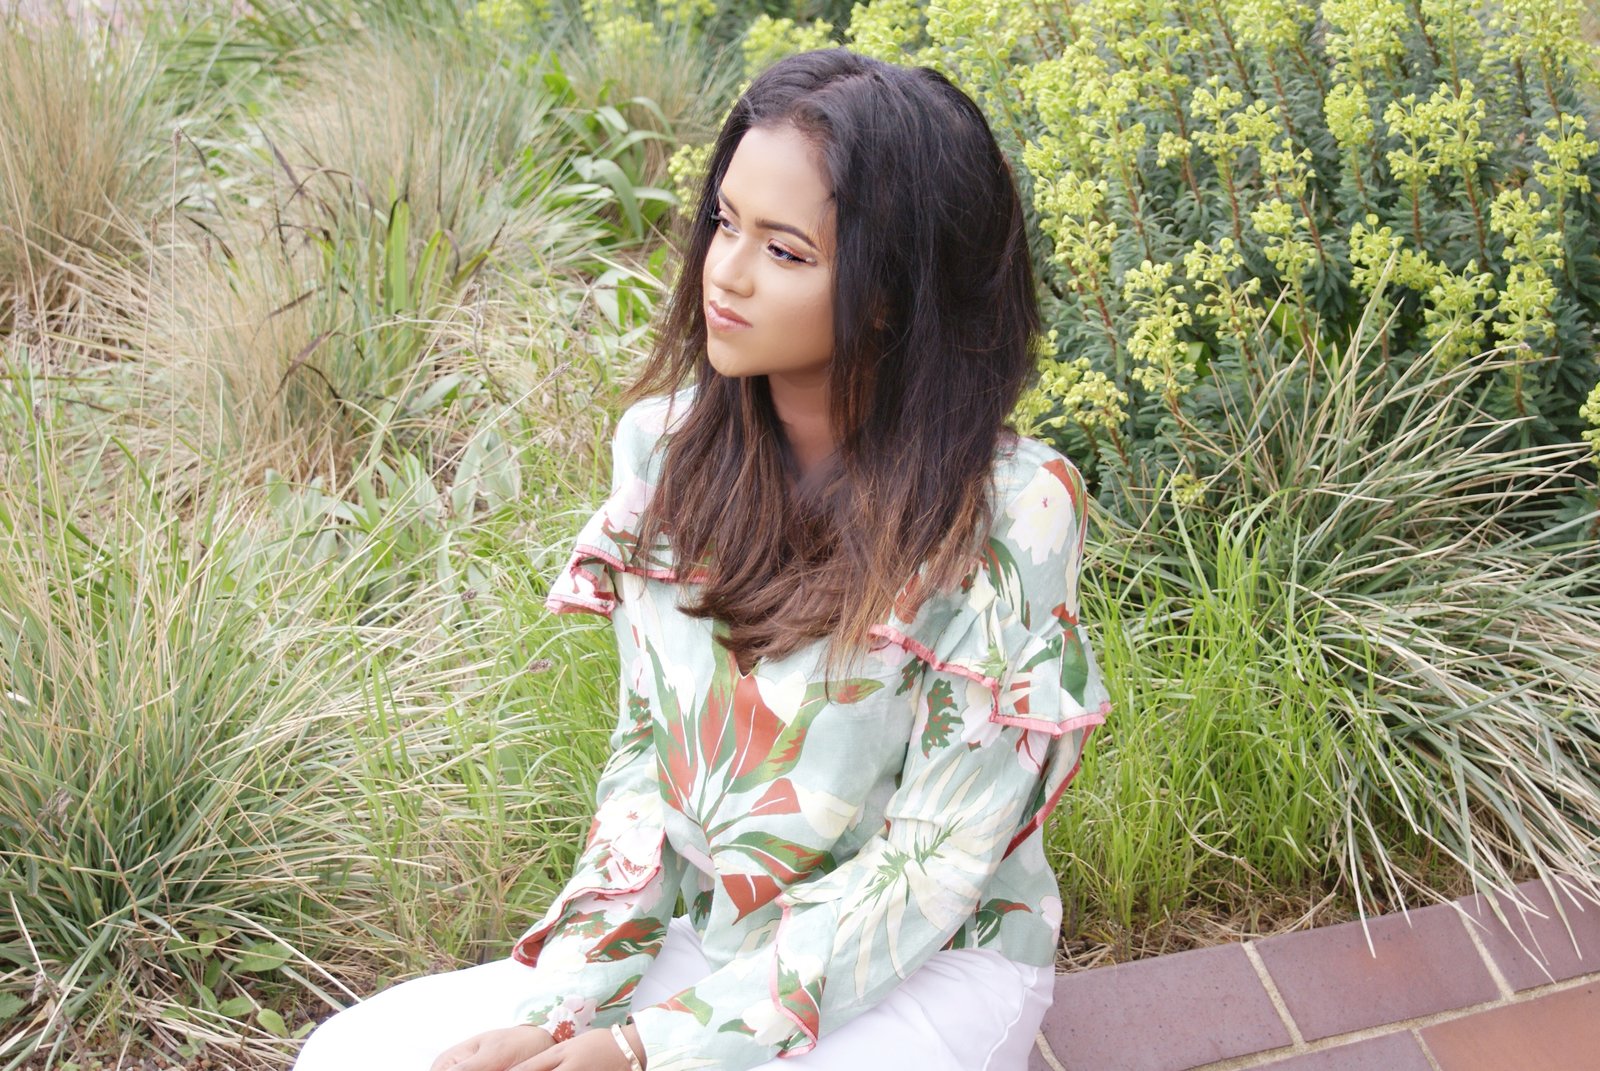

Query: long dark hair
[623,47,1040,678]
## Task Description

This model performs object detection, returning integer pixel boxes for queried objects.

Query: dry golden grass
[0,18,186,331]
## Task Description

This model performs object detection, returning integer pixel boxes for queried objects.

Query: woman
[294,47,1112,1071]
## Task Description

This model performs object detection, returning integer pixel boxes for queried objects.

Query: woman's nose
[704,235,754,297]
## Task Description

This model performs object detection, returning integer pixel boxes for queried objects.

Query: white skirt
[294,915,1056,1070]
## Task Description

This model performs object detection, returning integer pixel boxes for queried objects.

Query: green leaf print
[973,898,1030,944]
[718,831,835,883]
[690,887,713,926]
[979,536,1028,628]
[896,655,922,696]
[622,688,652,751]
[726,677,885,794]
[1021,628,1060,674]
[597,975,642,1012]
[804,676,885,708]
[1059,624,1089,702]
[646,645,696,816]
[661,989,715,1027]
[920,678,958,756]
[587,918,667,962]
[775,964,823,1044]
[696,644,739,778]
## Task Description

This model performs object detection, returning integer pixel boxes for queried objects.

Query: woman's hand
[430,1024,556,1071]
[508,1023,646,1071]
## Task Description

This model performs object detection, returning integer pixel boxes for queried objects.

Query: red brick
[1252,902,1499,1040]
[1458,878,1600,990]
[1039,944,1291,1071]
[1422,983,1600,1070]
[1253,1032,1433,1071]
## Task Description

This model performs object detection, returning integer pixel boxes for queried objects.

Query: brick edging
[1031,878,1600,1071]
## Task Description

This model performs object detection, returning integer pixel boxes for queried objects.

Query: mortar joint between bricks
[1451,899,1517,1001]
[1242,940,1305,1048]
[1413,1025,1447,1071]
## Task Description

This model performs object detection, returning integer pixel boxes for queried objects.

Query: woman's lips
[706,300,751,331]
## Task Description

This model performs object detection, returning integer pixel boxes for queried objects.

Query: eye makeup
[713,188,822,259]
[706,208,816,265]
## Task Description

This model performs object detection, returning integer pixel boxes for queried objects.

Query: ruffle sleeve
[508,393,694,1041]
[866,446,1113,859]
[543,392,697,618]
[510,571,691,1040]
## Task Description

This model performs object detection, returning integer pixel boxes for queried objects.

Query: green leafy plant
[0,353,616,1066]
[1053,305,1600,936]
[539,60,681,244]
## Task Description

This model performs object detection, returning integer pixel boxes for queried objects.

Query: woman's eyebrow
[716,187,819,251]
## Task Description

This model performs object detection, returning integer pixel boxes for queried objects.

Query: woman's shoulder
[989,431,1089,540]
[970,431,1091,619]
[881,433,1087,632]
[618,385,696,439]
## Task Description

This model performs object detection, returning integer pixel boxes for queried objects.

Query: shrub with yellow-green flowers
[468,0,548,33]
[667,140,714,211]
[742,14,837,81]
[828,0,1600,525]
[1582,379,1600,467]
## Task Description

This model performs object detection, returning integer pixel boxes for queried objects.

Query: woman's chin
[706,343,751,379]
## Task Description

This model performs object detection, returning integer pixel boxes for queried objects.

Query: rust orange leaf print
[721,872,782,921]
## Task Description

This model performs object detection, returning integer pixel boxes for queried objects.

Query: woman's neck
[766,368,835,480]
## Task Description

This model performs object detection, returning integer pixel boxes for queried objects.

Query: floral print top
[509,389,1113,1071]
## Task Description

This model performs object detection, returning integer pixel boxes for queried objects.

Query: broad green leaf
[217,996,254,1019]
[236,941,291,973]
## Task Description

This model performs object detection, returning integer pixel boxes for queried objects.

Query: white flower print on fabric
[1004,459,1079,567]
[752,668,809,725]
[543,995,599,1043]
[958,675,1003,747]
[794,783,862,840]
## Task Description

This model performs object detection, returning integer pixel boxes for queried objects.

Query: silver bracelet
[610,1021,645,1071]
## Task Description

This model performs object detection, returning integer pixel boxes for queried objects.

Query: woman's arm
[506,404,690,1044]
[507,593,688,1042]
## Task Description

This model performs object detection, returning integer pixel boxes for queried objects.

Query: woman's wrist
[612,1019,647,1070]
[515,1023,556,1046]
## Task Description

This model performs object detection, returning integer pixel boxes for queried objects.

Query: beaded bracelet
[609,1021,645,1071]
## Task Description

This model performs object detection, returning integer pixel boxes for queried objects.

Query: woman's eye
[707,210,804,264]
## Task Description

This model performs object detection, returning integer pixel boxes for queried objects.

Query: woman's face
[702,124,836,386]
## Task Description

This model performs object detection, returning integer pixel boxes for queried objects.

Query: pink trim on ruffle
[991,700,1111,736]
[872,618,1111,862]
[770,898,819,1058]
[568,542,694,583]
[868,623,1110,738]
[1002,722,1102,860]
[544,541,710,618]
[545,585,615,618]
[510,831,667,967]
[866,623,999,706]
